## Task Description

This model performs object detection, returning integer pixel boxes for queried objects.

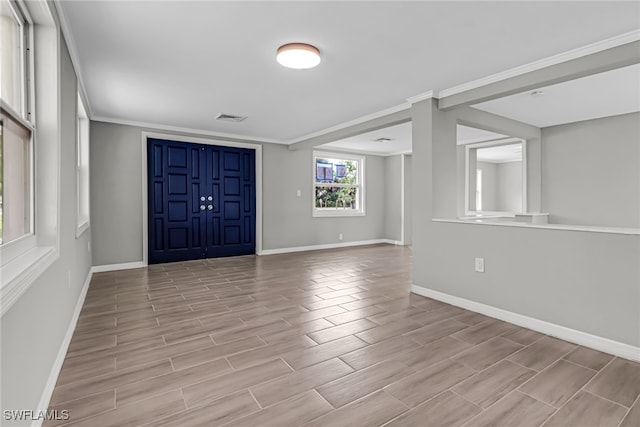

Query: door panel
[148,139,206,264]
[204,146,255,257]
[148,138,255,264]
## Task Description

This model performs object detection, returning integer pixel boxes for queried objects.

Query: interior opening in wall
[468,63,640,229]
[460,128,527,217]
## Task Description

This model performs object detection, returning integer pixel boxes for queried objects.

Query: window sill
[76,221,90,238]
[313,210,366,218]
[1,245,58,316]
[433,218,640,235]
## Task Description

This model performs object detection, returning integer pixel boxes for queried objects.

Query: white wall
[90,121,390,265]
[1,31,93,424]
[542,112,640,228]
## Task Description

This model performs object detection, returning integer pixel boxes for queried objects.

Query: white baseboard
[259,239,400,256]
[91,261,146,273]
[411,284,640,363]
[33,269,92,427]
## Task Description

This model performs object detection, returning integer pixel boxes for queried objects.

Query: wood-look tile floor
[46,244,640,426]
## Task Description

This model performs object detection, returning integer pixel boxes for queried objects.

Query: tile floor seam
[560,357,600,373]
[247,388,263,409]
[615,393,639,427]
[584,388,636,409]
[513,355,576,395]
[538,357,620,426]
[448,388,484,411]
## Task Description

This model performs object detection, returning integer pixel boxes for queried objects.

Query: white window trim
[464,137,527,217]
[0,0,60,317]
[475,168,483,212]
[312,150,366,218]
[76,87,90,237]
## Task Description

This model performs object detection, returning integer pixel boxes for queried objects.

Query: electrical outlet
[339,233,343,241]
[475,257,485,273]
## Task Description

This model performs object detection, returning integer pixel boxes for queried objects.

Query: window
[1,0,32,245]
[475,168,482,212]
[313,151,364,217]
[1,0,28,117]
[0,108,32,244]
[76,91,90,235]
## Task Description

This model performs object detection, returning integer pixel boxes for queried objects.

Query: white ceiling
[477,144,523,164]
[474,64,640,127]
[456,126,507,146]
[320,122,412,156]
[321,123,506,156]
[57,1,640,143]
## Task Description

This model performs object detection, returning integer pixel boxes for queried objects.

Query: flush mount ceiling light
[277,43,321,69]
[373,137,394,143]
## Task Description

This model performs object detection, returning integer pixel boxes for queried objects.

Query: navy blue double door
[148,138,256,264]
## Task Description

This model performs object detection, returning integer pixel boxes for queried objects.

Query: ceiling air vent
[373,137,394,143]
[215,113,248,122]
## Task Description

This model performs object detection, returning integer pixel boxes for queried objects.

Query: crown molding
[53,1,94,118]
[287,102,411,144]
[315,145,412,158]
[91,116,285,145]
[438,29,640,99]
[406,90,438,104]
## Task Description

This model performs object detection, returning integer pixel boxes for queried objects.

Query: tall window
[1,0,32,245]
[475,168,483,211]
[76,91,90,234]
[313,151,364,217]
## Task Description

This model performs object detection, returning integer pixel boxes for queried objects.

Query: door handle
[200,205,206,211]
[207,195,213,201]
[207,204,214,211]
[200,196,205,202]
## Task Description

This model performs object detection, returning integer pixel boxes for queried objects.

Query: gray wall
[476,161,497,211]
[90,121,389,264]
[1,32,93,423]
[496,161,522,212]
[384,155,402,242]
[412,99,640,347]
[262,144,386,249]
[542,112,640,228]
[403,155,413,245]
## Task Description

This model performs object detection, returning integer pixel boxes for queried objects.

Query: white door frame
[141,131,263,265]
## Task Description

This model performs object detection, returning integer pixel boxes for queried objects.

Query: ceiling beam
[288,108,411,151]
[456,107,540,141]
[438,40,640,111]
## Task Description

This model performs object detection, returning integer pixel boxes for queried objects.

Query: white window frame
[464,137,528,216]
[475,168,483,212]
[0,0,35,256]
[1,0,28,118]
[1,0,60,317]
[76,89,90,236]
[312,151,365,217]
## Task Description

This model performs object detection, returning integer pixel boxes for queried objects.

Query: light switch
[296,189,301,197]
